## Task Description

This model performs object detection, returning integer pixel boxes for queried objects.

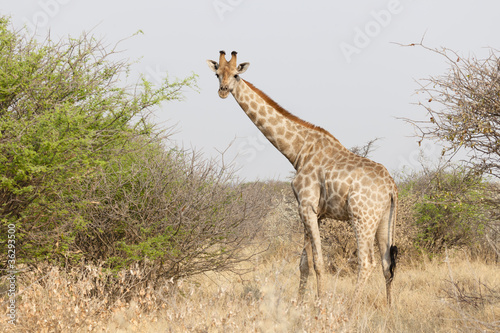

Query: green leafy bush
[0,17,270,288]
[398,166,494,259]
[0,17,196,265]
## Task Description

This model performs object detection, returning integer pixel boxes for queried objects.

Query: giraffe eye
[234,74,239,80]
[215,73,219,78]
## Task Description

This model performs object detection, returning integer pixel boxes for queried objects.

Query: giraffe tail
[388,191,398,283]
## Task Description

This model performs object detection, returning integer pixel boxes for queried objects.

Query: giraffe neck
[231,79,339,169]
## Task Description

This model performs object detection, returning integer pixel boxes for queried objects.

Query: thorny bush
[0,17,272,307]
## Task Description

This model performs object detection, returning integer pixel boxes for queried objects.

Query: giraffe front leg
[298,230,313,301]
[300,205,325,299]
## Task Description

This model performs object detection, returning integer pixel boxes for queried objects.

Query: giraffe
[207,51,398,305]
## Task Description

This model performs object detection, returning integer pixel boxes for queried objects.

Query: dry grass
[2,185,498,332]
[2,240,498,333]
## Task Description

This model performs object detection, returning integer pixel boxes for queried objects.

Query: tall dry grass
[4,241,497,332]
[1,183,498,332]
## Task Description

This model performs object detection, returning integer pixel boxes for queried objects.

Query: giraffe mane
[242,79,339,142]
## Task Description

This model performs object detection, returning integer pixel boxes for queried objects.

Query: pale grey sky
[3,0,500,180]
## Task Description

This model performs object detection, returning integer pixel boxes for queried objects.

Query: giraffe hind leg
[376,204,398,305]
[352,218,377,304]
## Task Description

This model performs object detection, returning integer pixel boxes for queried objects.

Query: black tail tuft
[389,245,398,281]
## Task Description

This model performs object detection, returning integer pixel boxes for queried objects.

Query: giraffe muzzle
[218,86,230,99]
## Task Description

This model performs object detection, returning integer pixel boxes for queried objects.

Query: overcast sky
[3,0,500,180]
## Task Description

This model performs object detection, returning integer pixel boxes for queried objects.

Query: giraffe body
[207,51,398,304]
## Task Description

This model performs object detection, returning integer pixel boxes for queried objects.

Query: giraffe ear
[237,62,250,74]
[207,60,218,72]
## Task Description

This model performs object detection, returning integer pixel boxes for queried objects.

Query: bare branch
[402,43,500,179]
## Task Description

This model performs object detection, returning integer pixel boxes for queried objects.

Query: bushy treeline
[397,166,499,261]
[0,17,270,289]
[402,43,500,262]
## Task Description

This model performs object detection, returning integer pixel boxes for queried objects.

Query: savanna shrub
[398,166,494,259]
[73,142,271,280]
[0,17,271,289]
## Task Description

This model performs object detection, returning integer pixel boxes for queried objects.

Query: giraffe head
[207,51,250,99]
